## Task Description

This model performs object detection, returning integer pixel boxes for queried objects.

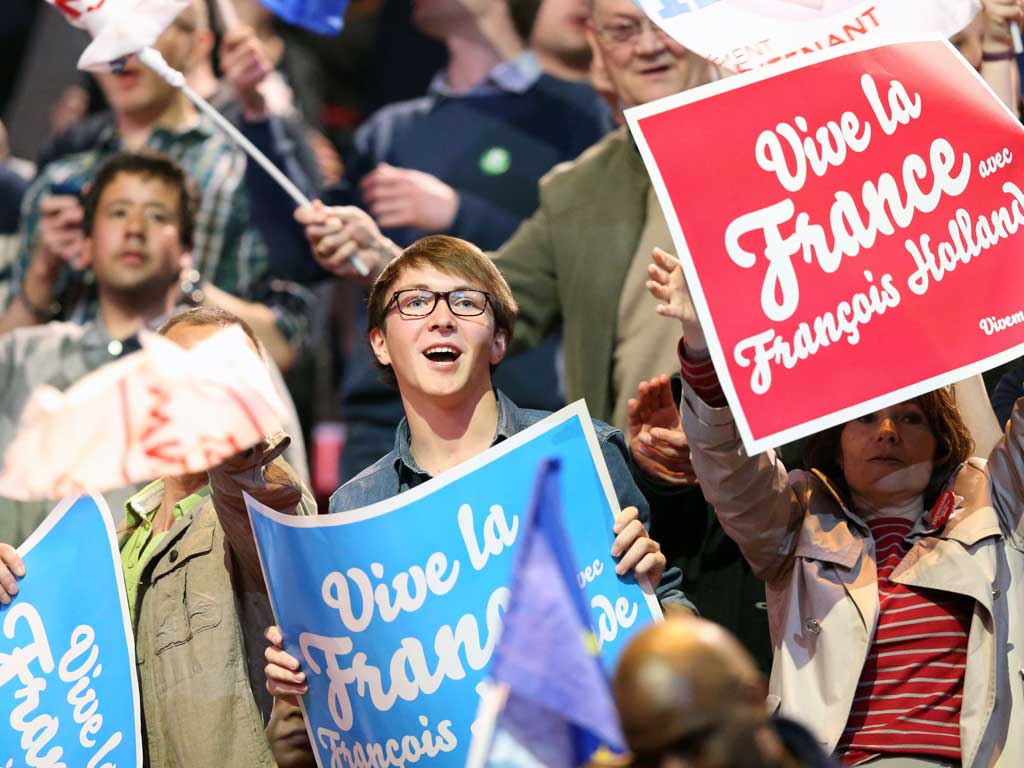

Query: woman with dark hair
[646,247,1022,768]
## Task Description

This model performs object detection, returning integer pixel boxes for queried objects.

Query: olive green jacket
[492,126,651,424]
[122,436,315,767]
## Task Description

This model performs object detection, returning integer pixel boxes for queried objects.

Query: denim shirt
[331,390,692,608]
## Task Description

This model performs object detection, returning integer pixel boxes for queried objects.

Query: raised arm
[953,373,1003,460]
[980,391,1024,543]
[206,432,316,592]
[646,248,806,582]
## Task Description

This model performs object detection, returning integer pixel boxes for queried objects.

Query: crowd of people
[1,0,1024,765]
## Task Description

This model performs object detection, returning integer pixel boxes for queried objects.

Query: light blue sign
[248,402,661,768]
[0,495,141,768]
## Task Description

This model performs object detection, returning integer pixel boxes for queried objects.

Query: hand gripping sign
[632,0,978,73]
[247,402,660,768]
[627,40,1024,454]
[0,495,141,768]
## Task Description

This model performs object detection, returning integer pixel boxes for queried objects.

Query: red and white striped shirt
[839,516,972,766]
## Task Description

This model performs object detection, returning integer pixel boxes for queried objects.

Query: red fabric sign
[629,40,1024,453]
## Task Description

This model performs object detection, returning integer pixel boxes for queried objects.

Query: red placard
[628,40,1024,453]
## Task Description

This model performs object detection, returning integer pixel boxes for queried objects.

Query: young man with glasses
[295,0,774,672]
[264,233,691,703]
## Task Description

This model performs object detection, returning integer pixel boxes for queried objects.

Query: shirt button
[107,339,123,356]
[804,618,821,635]
[992,587,1001,599]
[169,550,179,563]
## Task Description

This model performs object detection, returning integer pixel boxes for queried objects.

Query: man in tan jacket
[0,307,316,767]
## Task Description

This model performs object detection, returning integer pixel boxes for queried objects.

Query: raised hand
[646,247,706,354]
[359,163,459,232]
[627,374,697,486]
[294,200,399,280]
[982,0,1024,44]
[220,26,274,117]
[37,194,85,270]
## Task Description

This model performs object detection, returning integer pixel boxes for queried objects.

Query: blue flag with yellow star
[481,458,626,767]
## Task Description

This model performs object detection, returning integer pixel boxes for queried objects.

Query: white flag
[0,326,285,501]
[634,0,980,72]
[45,0,190,71]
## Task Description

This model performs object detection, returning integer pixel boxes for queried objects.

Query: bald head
[613,617,780,768]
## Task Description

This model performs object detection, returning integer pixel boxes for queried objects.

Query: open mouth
[423,346,461,364]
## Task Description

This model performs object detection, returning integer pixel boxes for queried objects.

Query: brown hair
[802,387,975,508]
[366,235,518,387]
[82,150,198,249]
[158,305,260,349]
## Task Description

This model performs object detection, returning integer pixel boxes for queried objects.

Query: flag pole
[136,45,370,276]
[212,0,242,31]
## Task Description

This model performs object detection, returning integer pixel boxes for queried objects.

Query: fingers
[265,624,285,647]
[653,374,675,411]
[626,397,643,438]
[264,625,308,697]
[360,166,404,205]
[646,262,673,288]
[611,519,647,571]
[652,246,679,270]
[648,426,689,447]
[266,664,308,698]
[633,431,693,467]
[632,449,698,487]
[371,202,413,229]
[614,528,663,578]
[633,549,666,590]
[220,27,270,84]
[39,195,85,263]
[612,505,639,535]
[0,543,24,605]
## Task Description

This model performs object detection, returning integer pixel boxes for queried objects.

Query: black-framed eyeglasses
[592,17,670,48]
[385,289,492,318]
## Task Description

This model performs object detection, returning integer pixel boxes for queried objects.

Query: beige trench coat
[123,436,316,767]
[681,380,1024,766]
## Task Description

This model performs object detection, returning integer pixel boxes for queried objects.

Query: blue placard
[0,495,141,767]
[248,402,661,768]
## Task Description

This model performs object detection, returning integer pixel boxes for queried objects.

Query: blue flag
[481,458,626,767]
[0,495,141,767]
[258,0,347,35]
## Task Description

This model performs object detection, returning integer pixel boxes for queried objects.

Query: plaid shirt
[13,115,266,321]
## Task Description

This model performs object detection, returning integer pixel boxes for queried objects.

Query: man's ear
[490,328,508,365]
[179,251,193,272]
[369,326,392,367]
[586,26,606,81]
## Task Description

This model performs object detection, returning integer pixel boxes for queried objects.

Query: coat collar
[801,462,1004,628]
